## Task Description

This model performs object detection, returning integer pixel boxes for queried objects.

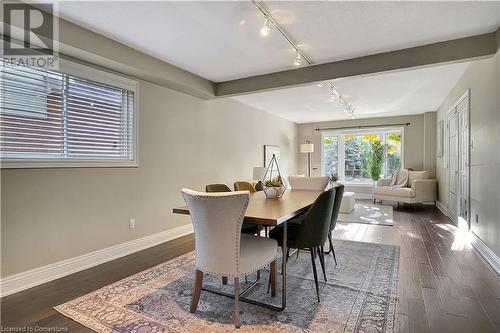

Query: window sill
[0,160,138,169]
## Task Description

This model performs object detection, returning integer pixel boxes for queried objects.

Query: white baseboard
[0,224,193,297]
[434,201,498,275]
[354,193,372,200]
[436,201,448,216]
[470,232,500,276]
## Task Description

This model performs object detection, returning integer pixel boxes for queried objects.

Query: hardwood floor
[2,204,499,332]
[332,204,500,333]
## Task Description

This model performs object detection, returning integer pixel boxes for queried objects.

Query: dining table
[172,189,323,311]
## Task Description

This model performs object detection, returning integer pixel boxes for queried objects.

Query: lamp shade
[252,167,267,181]
[300,143,314,153]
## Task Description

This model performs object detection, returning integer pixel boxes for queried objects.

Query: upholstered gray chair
[181,189,278,328]
[288,176,329,190]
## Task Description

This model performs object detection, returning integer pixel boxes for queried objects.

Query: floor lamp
[300,141,314,177]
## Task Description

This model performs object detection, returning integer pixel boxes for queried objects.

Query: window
[0,59,137,168]
[322,128,403,184]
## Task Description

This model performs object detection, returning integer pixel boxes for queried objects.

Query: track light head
[294,50,302,66]
[261,17,271,36]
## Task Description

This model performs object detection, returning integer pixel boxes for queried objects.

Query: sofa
[372,170,437,204]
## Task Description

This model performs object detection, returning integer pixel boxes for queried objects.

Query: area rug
[338,203,394,226]
[55,239,399,333]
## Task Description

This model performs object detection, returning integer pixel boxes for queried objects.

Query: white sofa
[372,170,437,204]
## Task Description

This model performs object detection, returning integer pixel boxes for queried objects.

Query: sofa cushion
[408,171,430,186]
[372,186,416,198]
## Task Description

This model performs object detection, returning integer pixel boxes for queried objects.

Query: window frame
[1,59,139,169]
[321,126,404,185]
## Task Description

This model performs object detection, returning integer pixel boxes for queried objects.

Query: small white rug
[338,203,394,226]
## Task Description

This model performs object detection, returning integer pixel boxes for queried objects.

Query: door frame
[445,89,470,229]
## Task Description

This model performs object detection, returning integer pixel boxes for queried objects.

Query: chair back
[296,188,335,248]
[288,176,329,190]
[205,183,231,192]
[329,184,344,232]
[234,181,256,192]
[181,189,249,276]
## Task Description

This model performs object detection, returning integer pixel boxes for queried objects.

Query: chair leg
[286,247,290,263]
[296,248,300,259]
[373,198,376,204]
[222,276,228,285]
[328,234,338,266]
[190,270,203,313]
[318,246,327,282]
[234,277,240,328]
[270,259,276,297]
[310,248,320,303]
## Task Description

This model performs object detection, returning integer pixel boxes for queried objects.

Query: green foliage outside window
[367,140,388,181]
[323,131,402,182]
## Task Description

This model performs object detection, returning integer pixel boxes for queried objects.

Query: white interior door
[457,98,470,228]
[447,111,459,224]
[447,92,470,228]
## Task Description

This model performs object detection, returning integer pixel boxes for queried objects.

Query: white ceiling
[57,1,500,82]
[233,62,471,123]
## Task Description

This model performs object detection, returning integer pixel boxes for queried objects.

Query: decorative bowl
[263,185,286,199]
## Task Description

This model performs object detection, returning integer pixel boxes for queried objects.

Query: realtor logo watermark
[2,2,59,69]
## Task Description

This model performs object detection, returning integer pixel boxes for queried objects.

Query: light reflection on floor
[433,220,474,251]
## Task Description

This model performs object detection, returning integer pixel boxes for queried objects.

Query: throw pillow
[388,170,399,186]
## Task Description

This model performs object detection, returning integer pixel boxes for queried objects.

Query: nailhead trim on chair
[196,255,278,278]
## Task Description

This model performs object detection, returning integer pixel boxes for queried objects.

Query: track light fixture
[321,81,356,118]
[252,0,310,67]
[251,0,356,118]
[261,17,271,36]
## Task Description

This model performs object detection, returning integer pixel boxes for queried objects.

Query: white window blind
[0,60,137,167]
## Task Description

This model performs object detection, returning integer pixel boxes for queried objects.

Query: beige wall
[0,81,298,277]
[297,114,433,178]
[423,112,437,178]
[436,52,500,256]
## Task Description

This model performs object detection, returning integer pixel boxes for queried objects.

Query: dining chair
[205,183,260,285]
[181,189,278,328]
[268,188,336,302]
[205,184,259,235]
[234,181,256,192]
[205,183,231,192]
[324,184,344,265]
[234,181,271,237]
[288,176,329,190]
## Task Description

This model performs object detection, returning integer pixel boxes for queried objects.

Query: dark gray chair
[269,188,336,302]
[324,184,344,265]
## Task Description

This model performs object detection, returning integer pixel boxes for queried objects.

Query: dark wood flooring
[2,204,499,332]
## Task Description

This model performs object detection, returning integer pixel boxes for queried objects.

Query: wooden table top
[172,189,323,226]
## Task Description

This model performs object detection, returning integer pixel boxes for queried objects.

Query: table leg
[281,220,287,309]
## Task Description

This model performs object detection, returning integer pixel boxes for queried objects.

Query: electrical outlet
[475,214,479,224]
[129,218,136,229]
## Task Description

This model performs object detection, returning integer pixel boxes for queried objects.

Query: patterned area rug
[55,239,399,332]
[338,203,394,226]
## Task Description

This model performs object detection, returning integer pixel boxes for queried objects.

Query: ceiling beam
[215,28,500,97]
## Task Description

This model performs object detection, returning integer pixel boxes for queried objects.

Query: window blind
[0,61,136,165]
